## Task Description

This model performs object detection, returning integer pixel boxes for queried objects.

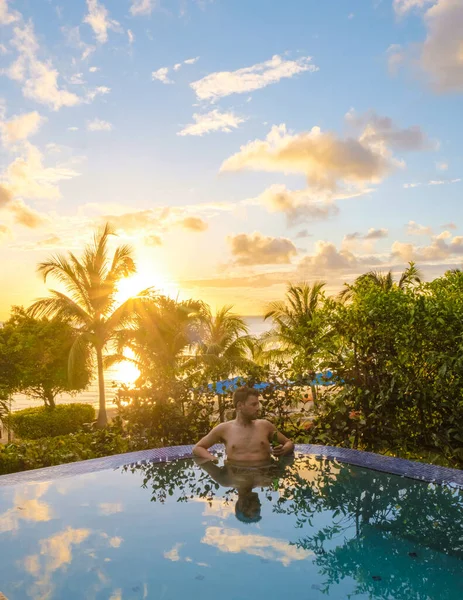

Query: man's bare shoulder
[255,419,275,430]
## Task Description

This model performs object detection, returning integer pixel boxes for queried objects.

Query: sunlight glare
[115,271,180,305]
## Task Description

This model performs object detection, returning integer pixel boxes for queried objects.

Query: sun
[115,271,180,306]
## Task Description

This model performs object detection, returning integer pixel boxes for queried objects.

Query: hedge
[5,403,95,439]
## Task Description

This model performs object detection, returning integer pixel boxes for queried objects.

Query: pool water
[0,455,462,599]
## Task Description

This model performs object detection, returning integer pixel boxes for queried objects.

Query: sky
[0,0,462,319]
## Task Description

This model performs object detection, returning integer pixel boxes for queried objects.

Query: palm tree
[339,262,422,302]
[28,223,150,427]
[194,305,250,380]
[264,281,327,366]
[117,296,204,386]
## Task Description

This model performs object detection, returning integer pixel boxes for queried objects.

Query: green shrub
[5,403,95,439]
[0,422,129,475]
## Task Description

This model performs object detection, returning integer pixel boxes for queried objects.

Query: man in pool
[193,386,294,465]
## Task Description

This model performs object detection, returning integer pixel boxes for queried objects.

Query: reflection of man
[196,457,294,524]
[193,386,294,465]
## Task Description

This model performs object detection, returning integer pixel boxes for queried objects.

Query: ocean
[9,316,270,413]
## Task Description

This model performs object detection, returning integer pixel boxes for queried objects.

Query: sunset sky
[1,0,462,319]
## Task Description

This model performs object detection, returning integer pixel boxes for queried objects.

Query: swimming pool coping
[0,443,461,488]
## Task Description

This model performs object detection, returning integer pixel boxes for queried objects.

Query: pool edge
[0,443,461,488]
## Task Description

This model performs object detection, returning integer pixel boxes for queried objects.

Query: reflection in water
[24,527,91,600]
[0,482,52,533]
[123,456,463,600]
[202,526,311,566]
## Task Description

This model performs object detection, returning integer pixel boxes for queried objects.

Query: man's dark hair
[233,386,259,409]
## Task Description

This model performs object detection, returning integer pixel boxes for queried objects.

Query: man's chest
[224,425,270,449]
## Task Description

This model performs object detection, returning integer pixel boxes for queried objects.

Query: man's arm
[193,424,226,463]
[268,423,294,457]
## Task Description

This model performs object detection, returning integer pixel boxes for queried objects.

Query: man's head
[233,386,260,421]
[235,490,262,524]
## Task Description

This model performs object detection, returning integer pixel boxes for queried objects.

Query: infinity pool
[0,454,462,599]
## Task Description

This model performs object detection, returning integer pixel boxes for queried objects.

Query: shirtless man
[193,386,294,465]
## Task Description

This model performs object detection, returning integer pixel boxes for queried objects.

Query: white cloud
[184,56,199,65]
[202,527,311,567]
[1,141,80,201]
[228,231,298,265]
[130,0,156,16]
[436,161,448,170]
[87,118,113,131]
[84,0,121,44]
[8,198,48,228]
[392,230,463,262]
[127,29,135,44]
[406,220,433,235]
[152,67,173,84]
[191,54,318,101]
[61,25,95,62]
[173,63,182,71]
[252,184,339,226]
[222,112,430,195]
[1,111,45,145]
[404,177,461,188]
[98,503,123,515]
[68,126,79,131]
[393,0,435,16]
[221,123,390,192]
[85,85,111,102]
[89,66,100,73]
[6,21,81,110]
[0,0,19,25]
[394,1,463,92]
[178,109,246,136]
[69,73,85,85]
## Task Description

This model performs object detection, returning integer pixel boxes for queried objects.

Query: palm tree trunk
[96,347,107,427]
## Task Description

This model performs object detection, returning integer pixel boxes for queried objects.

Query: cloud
[252,184,339,226]
[8,199,48,228]
[442,222,457,230]
[173,63,182,71]
[222,112,430,196]
[228,232,298,265]
[87,118,113,131]
[84,0,121,44]
[221,123,390,192]
[364,227,388,240]
[127,29,135,44]
[0,184,13,207]
[98,503,123,515]
[130,0,156,16]
[144,234,163,246]
[392,230,463,262]
[393,0,434,15]
[405,178,461,188]
[436,161,448,170]
[0,111,45,145]
[89,66,100,73]
[0,223,11,241]
[347,109,430,152]
[407,220,432,235]
[61,25,95,61]
[0,0,19,25]
[202,527,311,566]
[1,142,80,201]
[6,21,81,110]
[295,229,312,239]
[178,216,208,231]
[164,543,184,562]
[152,67,173,84]
[68,126,79,131]
[297,240,382,277]
[190,54,318,101]
[184,56,199,65]
[178,110,246,136]
[394,1,463,92]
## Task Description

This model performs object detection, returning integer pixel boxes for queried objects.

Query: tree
[28,224,150,427]
[264,281,327,375]
[0,307,91,408]
[194,305,250,380]
[118,295,204,387]
[339,261,422,302]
